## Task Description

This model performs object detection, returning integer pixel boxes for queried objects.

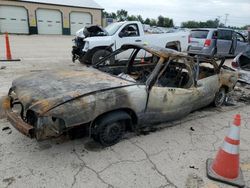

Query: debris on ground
[190,127,195,131]
[2,126,10,131]
[2,126,12,134]
[0,66,6,70]
[2,177,15,186]
[228,82,250,105]
[189,166,199,170]
[185,173,204,188]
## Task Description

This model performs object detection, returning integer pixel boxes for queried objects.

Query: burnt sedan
[2,44,238,146]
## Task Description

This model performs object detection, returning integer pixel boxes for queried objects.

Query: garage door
[70,12,91,35]
[36,9,62,35]
[0,6,29,34]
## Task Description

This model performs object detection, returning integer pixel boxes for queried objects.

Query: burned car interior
[94,44,220,88]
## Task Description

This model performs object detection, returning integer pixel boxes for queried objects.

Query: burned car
[232,45,250,84]
[2,44,238,146]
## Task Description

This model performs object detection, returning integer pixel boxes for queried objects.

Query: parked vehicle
[187,28,248,57]
[3,44,238,146]
[72,21,189,64]
[231,45,250,84]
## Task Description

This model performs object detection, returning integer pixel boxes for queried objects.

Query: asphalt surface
[0,34,249,188]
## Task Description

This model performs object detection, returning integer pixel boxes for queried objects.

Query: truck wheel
[91,49,114,65]
[213,88,226,107]
[79,55,89,64]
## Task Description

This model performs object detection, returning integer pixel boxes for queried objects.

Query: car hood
[11,67,134,115]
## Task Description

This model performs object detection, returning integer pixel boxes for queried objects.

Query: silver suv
[187,28,248,57]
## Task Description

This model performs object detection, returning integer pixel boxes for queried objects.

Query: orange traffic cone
[0,33,20,62]
[5,32,12,60]
[206,114,245,187]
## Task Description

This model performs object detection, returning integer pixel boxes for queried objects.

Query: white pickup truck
[72,21,189,64]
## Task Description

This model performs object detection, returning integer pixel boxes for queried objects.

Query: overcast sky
[96,0,250,27]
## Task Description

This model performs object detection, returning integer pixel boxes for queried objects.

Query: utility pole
[217,16,221,27]
[224,13,229,26]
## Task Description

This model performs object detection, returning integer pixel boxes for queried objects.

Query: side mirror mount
[119,32,124,38]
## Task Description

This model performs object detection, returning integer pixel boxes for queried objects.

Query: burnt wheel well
[221,85,229,93]
[92,108,138,132]
[91,46,113,54]
[165,41,181,51]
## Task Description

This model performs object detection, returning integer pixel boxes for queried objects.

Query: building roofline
[14,0,104,10]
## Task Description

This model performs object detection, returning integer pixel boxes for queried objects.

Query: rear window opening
[190,30,209,39]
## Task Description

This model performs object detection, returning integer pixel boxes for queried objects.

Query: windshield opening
[104,22,125,36]
[96,47,159,84]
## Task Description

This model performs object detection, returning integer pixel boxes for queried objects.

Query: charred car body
[232,45,250,84]
[3,44,238,146]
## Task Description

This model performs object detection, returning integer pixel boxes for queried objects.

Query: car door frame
[115,23,144,59]
[217,29,234,56]
[235,32,248,55]
[141,56,197,125]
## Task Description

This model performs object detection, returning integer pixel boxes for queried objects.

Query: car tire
[96,121,125,147]
[91,49,114,65]
[93,111,131,146]
[213,88,226,107]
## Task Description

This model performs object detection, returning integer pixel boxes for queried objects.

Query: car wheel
[213,88,226,107]
[97,121,125,147]
[91,49,114,65]
[92,119,125,147]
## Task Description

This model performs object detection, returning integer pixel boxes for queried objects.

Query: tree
[127,15,138,21]
[164,17,174,27]
[241,25,250,30]
[116,9,128,21]
[137,15,144,24]
[157,15,165,27]
[150,19,157,26]
[181,19,221,28]
[157,15,174,27]
[103,11,117,19]
[144,18,151,25]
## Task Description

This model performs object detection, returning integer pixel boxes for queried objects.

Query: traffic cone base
[207,158,245,188]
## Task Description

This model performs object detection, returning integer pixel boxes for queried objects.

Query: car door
[235,32,248,55]
[217,29,233,55]
[144,58,196,124]
[194,75,220,110]
[116,24,144,59]
[146,87,195,124]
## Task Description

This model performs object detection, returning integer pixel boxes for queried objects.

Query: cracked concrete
[0,35,250,188]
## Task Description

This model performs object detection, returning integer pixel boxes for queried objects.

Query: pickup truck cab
[72,21,189,64]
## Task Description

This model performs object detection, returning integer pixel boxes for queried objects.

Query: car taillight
[232,61,239,68]
[188,35,191,43]
[204,39,211,47]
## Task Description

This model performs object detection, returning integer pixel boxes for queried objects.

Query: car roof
[191,28,217,31]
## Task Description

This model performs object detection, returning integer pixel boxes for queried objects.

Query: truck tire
[79,55,89,64]
[91,49,115,65]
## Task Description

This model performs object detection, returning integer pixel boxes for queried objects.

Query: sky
[96,0,250,27]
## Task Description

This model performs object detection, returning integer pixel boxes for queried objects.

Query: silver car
[187,28,248,57]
